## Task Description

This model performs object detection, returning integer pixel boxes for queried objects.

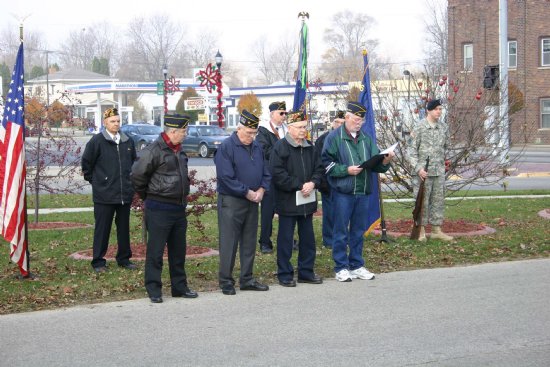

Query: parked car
[120,123,163,151]
[182,125,230,158]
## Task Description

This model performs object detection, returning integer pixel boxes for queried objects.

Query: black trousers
[218,194,258,288]
[276,214,316,282]
[144,207,188,298]
[91,203,132,268]
[259,189,275,248]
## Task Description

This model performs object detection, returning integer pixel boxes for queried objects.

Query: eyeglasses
[279,112,288,116]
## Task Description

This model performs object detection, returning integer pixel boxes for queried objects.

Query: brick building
[448,0,550,144]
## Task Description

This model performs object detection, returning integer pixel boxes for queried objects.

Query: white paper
[380,142,398,155]
[296,189,317,206]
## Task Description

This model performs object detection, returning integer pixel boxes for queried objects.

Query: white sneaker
[349,267,375,280]
[335,269,352,282]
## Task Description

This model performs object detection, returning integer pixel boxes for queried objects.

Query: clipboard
[358,142,398,169]
[296,189,317,206]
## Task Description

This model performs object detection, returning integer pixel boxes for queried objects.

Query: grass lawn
[1,192,549,314]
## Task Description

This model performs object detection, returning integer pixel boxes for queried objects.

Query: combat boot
[418,226,427,242]
[431,225,454,241]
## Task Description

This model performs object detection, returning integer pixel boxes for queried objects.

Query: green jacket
[321,125,389,195]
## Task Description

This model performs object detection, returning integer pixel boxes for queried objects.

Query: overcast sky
[2,0,432,70]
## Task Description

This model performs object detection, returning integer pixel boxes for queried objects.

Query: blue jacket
[214,132,271,197]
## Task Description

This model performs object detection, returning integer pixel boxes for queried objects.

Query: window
[542,38,550,66]
[508,41,517,68]
[542,99,550,128]
[464,44,473,70]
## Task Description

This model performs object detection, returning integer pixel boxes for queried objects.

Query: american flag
[0,43,29,276]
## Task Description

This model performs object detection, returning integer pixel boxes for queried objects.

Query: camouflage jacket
[407,118,450,177]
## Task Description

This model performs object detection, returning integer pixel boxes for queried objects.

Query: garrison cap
[269,101,286,112]
[346,101,367,118]
[103,108,119,119]
[286,110,306,125]
[335,110,345,119]
[164,114,190,129]
[239,109,260,129]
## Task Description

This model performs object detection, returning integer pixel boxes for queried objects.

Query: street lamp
[162,64,168,128]
[403,69,411,102]
[214,50,224,128]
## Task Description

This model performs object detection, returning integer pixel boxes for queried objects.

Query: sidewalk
[1,259,549,366]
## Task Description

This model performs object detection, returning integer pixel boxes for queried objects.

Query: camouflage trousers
[412,175,446,226]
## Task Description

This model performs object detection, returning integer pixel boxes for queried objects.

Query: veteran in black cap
[214,109,271,295]
[314,110,346,249]
[321,101,395,283]
[256,101,289,253]
[131,113,198,303]
[82,107,137,274]
[269,109,324,287]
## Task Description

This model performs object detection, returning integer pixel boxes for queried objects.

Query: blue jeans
[331,190,370,273]
[321,191,333,247]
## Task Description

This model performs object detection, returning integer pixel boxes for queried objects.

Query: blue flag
[359,51,381,236]
[292,22,308,111]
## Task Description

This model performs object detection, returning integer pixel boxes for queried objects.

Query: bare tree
[171,30,220,78]
[423,0,448,73]
[319,10,379,83]
[0,26,47,72]
[58,22,118,73]
[252,32,297,85]
[371,66,522,200]
[119,14,186,81]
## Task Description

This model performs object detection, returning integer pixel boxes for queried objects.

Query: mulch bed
[373,219,495,237]
[71,243,218,261]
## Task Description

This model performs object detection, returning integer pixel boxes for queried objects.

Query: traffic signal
[483,65,499,89]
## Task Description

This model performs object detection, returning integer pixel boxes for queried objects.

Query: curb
[516,172,550,178]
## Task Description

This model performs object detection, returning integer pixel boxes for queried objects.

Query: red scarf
[161,132,181,153]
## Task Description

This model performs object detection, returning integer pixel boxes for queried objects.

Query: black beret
[269,101,286,112]
[346,101,367,118]
[239,109,259,129]
[287,110,306,125]
[164,114,190,129]
[426,99,442,111]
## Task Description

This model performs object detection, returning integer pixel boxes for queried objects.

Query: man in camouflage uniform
[407,99,453,241]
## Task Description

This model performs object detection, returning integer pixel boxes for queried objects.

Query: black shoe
[150,296,163,303]
[279,279,297,287]
[93,266,107,273]
[172,288,198,298]
[118,262,137,270]
[240,280,269,291]
[260,245,273,254]
[221,286,236,295]
[298,274,323,284]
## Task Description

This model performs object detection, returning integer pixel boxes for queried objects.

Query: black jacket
[81,130,136,204]
[256,125,278,162]
[131,135,190,206]
[270,136,324,216]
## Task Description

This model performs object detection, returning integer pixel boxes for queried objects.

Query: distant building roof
[27,69,118,84]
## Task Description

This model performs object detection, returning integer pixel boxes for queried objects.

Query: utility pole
[499,0,509,162]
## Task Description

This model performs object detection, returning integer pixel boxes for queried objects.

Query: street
[1,259,549,366]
